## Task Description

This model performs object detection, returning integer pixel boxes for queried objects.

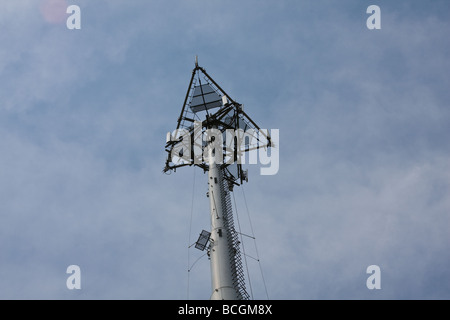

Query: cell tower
[164,58,271,300]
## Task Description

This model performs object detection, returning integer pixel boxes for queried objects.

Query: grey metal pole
[207,144,241,300]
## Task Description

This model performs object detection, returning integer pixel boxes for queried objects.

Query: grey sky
[0,0,449,299]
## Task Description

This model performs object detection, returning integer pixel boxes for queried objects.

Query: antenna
[164,63,271,300]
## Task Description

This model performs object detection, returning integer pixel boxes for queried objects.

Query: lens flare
[40,0,68,24]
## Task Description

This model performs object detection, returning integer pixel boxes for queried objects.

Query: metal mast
[164,59,271,300]
[207,146,243,300]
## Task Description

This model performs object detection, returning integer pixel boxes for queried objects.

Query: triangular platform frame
[164,61,272,188]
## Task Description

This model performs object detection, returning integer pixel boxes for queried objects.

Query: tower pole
[164,62,265,300]
[207,142,241,300]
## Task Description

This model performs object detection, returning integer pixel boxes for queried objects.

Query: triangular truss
[164,62,271,189]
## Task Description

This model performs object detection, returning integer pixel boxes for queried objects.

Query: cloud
[0,0,449,300]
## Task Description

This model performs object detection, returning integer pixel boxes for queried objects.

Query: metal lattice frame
[164,63,271,187]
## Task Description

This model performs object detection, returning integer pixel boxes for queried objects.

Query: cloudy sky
[1,0,449,300]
